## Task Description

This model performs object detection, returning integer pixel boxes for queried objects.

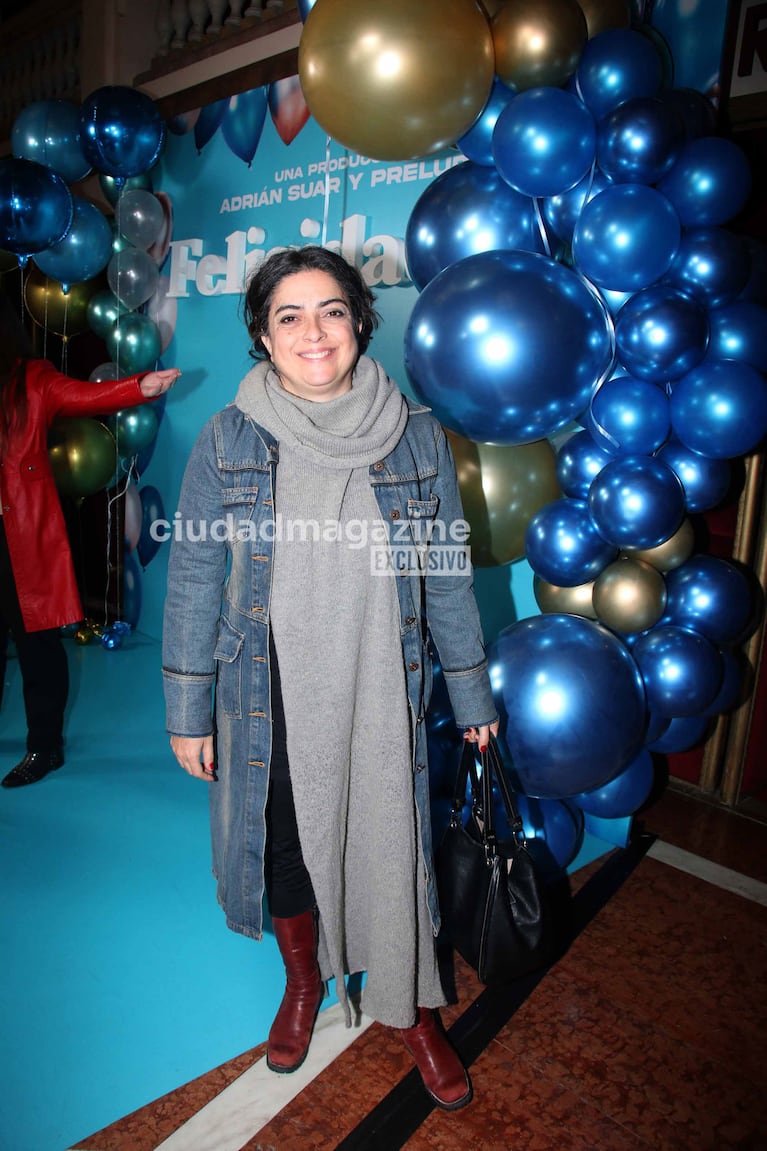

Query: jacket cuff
[442,660,497,729]
[163,669,215,736]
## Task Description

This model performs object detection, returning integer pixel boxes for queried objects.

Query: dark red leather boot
[399,1008,473,1110]
[267,908,324,1073]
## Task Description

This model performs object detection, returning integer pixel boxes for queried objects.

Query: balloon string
[572,268,620,450]
[532,198,552,258]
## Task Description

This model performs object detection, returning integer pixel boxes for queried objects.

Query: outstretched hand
[140,368,182,397]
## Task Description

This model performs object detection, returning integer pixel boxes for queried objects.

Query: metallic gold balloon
[299,0,495,160]
[447,430,561,566]
[534,574,597,618]
[23,266,98,337]
[624,518,696,573]
[492,0,588,91]
[48,418,118,499]
[74,626,94,645]
[576,0,630,38]
[593,557,667,634]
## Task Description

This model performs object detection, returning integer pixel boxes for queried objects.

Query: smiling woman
[162,244,499,1111]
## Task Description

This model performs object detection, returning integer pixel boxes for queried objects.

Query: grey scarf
[234,356,445,1028]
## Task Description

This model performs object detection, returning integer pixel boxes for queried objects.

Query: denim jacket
[162,396,497,940]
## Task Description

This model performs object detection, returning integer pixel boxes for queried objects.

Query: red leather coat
[0,359,150,632]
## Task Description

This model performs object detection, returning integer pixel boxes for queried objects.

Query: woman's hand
[140,368,182,397]
[463,719,500,753]
[170,734,216,781]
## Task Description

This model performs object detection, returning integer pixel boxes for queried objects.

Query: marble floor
[69,784,767,1151]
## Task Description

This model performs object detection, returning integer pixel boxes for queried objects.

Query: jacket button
[405,615,416,625]
[390,509,401,520]
[373,461,385,472]
[415,763,425,773]
[409,661,419,672]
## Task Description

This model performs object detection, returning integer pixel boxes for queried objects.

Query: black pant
[264,632,316,919]
[0,518,68,754]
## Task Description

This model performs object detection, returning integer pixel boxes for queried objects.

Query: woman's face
[261,269,361,402]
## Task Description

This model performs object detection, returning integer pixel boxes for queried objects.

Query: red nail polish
[479,744,487,753]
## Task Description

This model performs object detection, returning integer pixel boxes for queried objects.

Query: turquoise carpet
[0,637,287,1151]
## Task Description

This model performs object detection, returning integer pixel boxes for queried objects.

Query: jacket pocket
[214,616,245,718]
[406,497,439,547]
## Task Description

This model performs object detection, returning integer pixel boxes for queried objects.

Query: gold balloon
[492,0,588,91]
[48,418,118,499]
[534,574,597,618]
[593,557,667,634]
[447,430,561,566]
[74,626,94,646]
[24,266,99,338]
[298,0,495,161]
[576,0,630,38]
[624,518,696,573]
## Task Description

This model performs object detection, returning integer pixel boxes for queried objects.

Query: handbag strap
[448,736,526,862]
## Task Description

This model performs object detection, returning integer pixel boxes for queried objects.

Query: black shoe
[1,750,64,788]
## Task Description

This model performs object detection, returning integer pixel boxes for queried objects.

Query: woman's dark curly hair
[243,246,380,362]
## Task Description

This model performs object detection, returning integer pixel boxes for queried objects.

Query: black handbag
[435,735,556,986]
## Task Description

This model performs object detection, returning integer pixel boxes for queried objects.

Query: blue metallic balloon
[656,438,731,514]
[106,313,162,375]
[80,87,165,181]
[614,284,710,382]
[644,711,670,744]
[494,794,584,878]
[12,99,92,184]
[708,300,767,372]
[588,455,686,550]
[664,555,756,646]
[122,550,143,628]
[632,624,723,716]
[405,161,545,291]
[555,429,614,499]
[525,497,617,587]
[194,99,228,153]
[492,86,596,199]
[404,249,615,445]
[572,184,681,293]
[137,483,165,568]
[658,87,716,141]
[586,373,670,455]
[702,647,749,717]
[669,357,767,460]
[570,748,655,819]
[297,0,316,18]
[657,136,752,227]
[489,613,647,798]
[647,713,709,754]
[222,87,268,167]
[575,28,663,121]
[0,156,73,258]
[542,168,611,246]
[457,75,516,167]
[597,96,684,185]
[32,195,112,290]
[664,227,750,308]
[101,628,124,650]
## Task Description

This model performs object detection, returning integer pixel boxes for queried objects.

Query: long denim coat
[162,397,496,941]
